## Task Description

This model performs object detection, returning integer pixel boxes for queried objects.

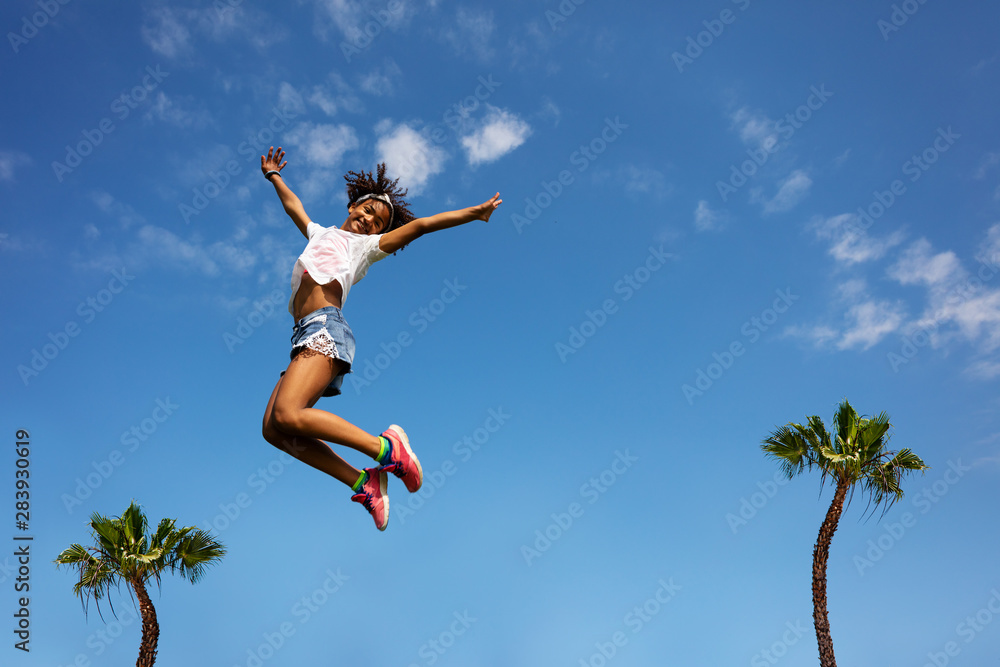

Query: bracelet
[264,170,281,181]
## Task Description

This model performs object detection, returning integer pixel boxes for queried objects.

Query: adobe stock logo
[7,0,73,53]
[682,288,798,405]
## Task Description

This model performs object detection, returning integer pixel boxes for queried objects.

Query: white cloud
[209,239,258,273]
[375,122,448,195]
[694,200,725,232]
[978,223,1000,264]
[506,20,552,70]
[837,300,906,350]
[949,291,1000,351]
[812,213,905,265]
[967,359,1000,379]
[142,8,192,58]
[307,73,362,116]
[141,5,286,58]
[460,107,531,167]
[309,88,340,116]
[359,59,402,97]
[314,0,366,35]
[294,168,340,202]
[794,225,1000,375]
[136,225,220,276]
[975,152,1000,180]
[90,191,146,229]
[783,324,838,347]
[622,166,672,199]
[539,97,561,127]
[285,122,360,168]
[145,92,211,129]
[886,234,1000,366]
[785,278,904,351]
[83,193,302,287]
[278,82,307,116]
[0,150,31,181]
[313,0,407,41]
[441,8,495,61]
[837,278,868,300]
[730,107,779,151]
[756,170,812,214]
[887,239,965,289]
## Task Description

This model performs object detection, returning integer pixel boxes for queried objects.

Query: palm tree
[55,501,225,667]
[761,399,927,667]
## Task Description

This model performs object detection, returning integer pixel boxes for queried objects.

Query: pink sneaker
[351,467,389,531]
[380,425,423,493]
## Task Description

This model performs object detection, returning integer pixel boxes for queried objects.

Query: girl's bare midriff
[293,272,344,321]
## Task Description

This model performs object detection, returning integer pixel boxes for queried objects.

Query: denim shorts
[286,306,356,397]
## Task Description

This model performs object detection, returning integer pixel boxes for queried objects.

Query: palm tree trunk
[812,480,848,667]
[131,578,160,667]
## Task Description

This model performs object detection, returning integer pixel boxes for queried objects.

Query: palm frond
[56,501,226,622]
[885,448,928,472]
[120,501,148,548]
[761,398,927,522]
[761,424,814,478]
[170,530,227,584]
[55,543,95,566]
[832,400,860,454]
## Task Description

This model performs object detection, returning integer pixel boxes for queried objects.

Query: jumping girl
[259,147,501,531]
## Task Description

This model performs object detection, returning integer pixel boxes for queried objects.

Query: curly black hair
[343,163,415,234]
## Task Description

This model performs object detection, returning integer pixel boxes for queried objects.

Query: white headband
[353,193,394,226]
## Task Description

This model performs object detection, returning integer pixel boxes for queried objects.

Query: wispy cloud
[306,73,363,116]
[784,279,905,351]
[967,359,1000,379]
[145,92,212,129]
[90,191,146,229]
[887,239,964,288]
[311,0,407,42]
[753,169,812,214]
[285,122,360,168]
[141,4,286,59]
[783,323,838,347]
[82,192,298,287]
[440,8,495,61]
[0,150,31,181]
[359,59,403,97]
[538,97,561,127]
[837,299,906,350]
[136,224,221,276]
[888,235,1000,354]
[694,200,725,232]
[793,226,1000,377]
[730,107,779,152]
[812,213,905,265]
[142,7,192,58]
[278,82,307,116]
[975,152,1000,180]
[621,166,672,199]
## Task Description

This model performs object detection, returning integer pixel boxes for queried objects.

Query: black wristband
[264,170,281,181]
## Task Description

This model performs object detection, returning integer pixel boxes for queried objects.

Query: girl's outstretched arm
[261,146,311,238]
[379,193,501,254]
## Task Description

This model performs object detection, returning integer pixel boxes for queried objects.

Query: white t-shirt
[288,222,389,315]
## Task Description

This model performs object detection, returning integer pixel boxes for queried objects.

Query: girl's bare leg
[262,351,382,487]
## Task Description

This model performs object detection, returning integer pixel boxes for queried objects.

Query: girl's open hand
[261,146,287,176]
[475,193,502,222]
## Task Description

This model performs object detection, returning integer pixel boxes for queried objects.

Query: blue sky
[3,0,1000,665]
